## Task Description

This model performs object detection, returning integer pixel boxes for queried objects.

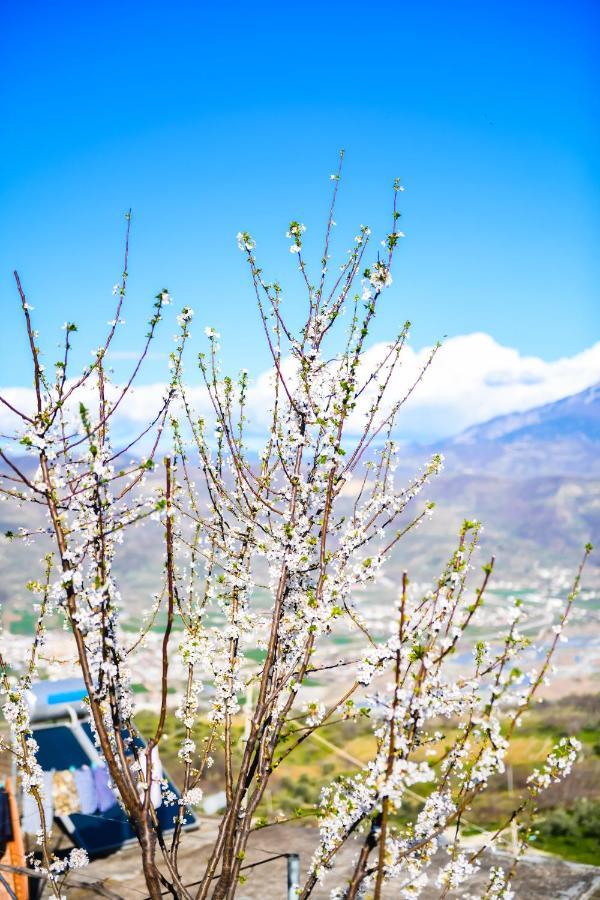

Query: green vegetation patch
[534,800,600,865]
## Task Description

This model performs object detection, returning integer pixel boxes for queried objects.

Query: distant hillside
[452,382,600,445]
[387,384,599,582]
[397,471,600,581]
[431,382,600,478]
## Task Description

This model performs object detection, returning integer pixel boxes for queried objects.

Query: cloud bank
[1,333,599,447]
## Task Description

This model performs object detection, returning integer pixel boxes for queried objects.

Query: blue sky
[1,0,598,392]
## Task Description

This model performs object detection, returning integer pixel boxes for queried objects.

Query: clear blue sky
[1,0,598,387]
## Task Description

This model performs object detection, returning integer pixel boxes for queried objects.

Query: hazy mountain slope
[389,383,600,580]
[396,472,600,582]
[430,382,600,478]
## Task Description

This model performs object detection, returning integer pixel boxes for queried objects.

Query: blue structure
[23,679,196,858]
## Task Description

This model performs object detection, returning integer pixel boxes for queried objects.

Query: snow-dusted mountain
[435,382,600,478]
[451,382,599,445]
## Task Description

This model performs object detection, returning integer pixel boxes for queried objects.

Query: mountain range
[1,383,599,615]
[384,382,600,583]
[433,381,600,479]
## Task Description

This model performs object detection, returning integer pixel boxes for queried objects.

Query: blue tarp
[32,722,196,858]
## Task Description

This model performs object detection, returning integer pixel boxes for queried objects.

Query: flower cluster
[527,737,581,792]
[286,220,306,253]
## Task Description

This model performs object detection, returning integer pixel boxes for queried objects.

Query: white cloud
[1,333,598,447]
[236,333,600,443]
[366,333,600,442]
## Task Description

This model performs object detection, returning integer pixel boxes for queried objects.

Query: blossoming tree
[0,157,592,899]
